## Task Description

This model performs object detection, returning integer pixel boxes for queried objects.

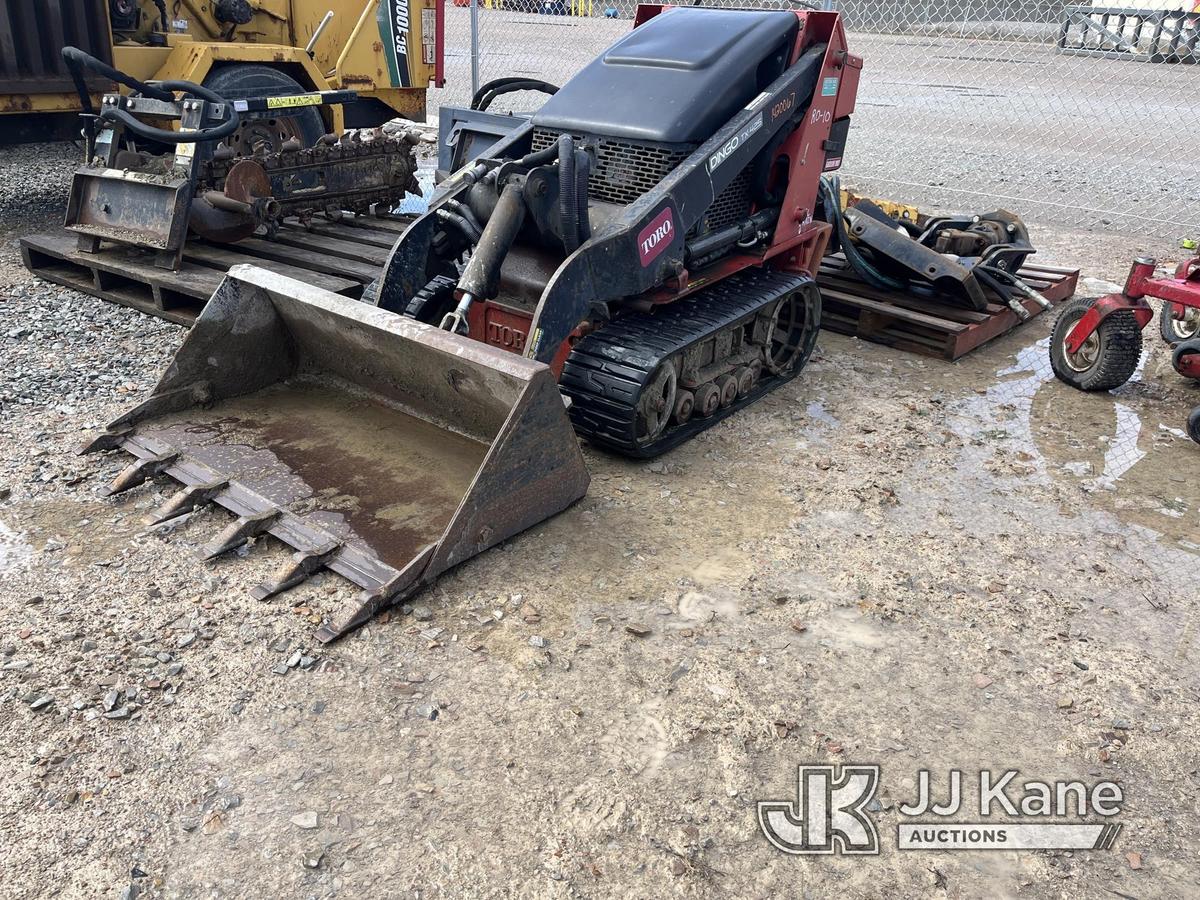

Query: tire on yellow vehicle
[203,64,326,154]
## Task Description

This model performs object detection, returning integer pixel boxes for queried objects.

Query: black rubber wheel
[203,65,325,154]
[1172,339,1200,382]
[1050,296,1143,391]
[673,389,694,425]
[1160,302,1200,345]
[1188,407,1200,445]
[694,382,720,417]
[404,274,458,324]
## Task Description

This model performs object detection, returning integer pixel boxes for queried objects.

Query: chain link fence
[429,0,1199,239]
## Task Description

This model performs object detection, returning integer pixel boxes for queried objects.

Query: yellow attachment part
[841,189,925,228]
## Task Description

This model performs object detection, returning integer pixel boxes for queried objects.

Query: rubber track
[404,274,457,322]
[560,267,813,458]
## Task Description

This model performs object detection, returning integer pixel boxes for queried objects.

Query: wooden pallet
[19,215,412,326]
[23,221,1079,364]
[817,255,1080,360]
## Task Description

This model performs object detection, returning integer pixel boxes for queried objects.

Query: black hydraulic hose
[62,46,175,114]
[156,79,226,104]
[975,267,1032,320]
[819,176,906,292]
[978,263,1053,310]
[470,77,560,111]
[153,0,169,31]
[973,267,1011,302]
[99,103,240,144]
[575,149,591,243]
[61,49,238,144]
[518,139,561,168]
[977,264,1031,293]
[441,199,485,238]
[558,134,579,254]
[435,206,482,243]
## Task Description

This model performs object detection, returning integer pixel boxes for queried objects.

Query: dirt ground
[1,146,1199,899]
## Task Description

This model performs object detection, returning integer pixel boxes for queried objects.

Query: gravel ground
[1,140,1199,899]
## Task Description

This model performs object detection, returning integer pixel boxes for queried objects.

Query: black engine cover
[531,7,798,145]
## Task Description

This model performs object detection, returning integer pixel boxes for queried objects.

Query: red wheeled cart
[1049,256,1200,443]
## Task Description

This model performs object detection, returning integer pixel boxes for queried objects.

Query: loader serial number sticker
[638,208,674,267]
[822,76,840,97]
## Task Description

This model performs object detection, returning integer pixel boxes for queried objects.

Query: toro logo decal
[638,207,674,268]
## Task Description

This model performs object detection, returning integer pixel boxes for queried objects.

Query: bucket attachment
[82,265,590,641]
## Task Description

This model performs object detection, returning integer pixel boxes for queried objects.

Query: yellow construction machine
[3,1,441,266]
[0,0,443,146]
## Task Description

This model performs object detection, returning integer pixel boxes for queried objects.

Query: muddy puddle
[0,497,143,569]
[805,399,841,431]
[140,378,489,568]
[952,336,1200,547]
[0,518,33,572]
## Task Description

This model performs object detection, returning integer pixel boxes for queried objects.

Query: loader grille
[698,168,754,235]
[531,128,692,207]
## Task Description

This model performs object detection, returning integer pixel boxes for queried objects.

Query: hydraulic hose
[819,176,906,292]
[973,267,1010,302]
[974,267,1031,321]
[558,134,579,254]
[98,102,240,144]
[518,140,561,169]
[156,80,226,104]
[470,77,559,112]
[435,206,482,243]
[62,46,175,114]
[62,49,240,144]
[441,199,485,239]
[575,149,592,244]
[977,263,1053,310]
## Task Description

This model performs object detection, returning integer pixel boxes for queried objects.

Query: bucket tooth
[145,479,230,526]
[313,585,394,645]
[79,425,134,455]
[251,540,343,601]
[313,561,427,644]
[101,451,180,498]
[202,508,281,560]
